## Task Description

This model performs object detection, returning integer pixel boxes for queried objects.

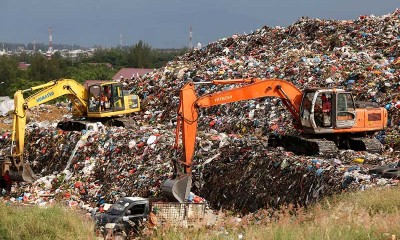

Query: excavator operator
[321,93,332,126]
[101,86,111,111]
[314,93,332,127]
[322,94,331,113]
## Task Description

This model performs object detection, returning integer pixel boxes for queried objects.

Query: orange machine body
[175,78,387,174]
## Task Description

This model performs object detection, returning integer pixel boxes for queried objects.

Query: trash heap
[198,141,393,213]
[124,9,400,148]
[1,10,400,214]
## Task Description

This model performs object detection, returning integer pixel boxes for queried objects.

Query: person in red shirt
[321,93,332,126]
[321,94,331,113]
[3,170,12,195]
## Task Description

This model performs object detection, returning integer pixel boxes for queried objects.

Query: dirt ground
[0,105,68,132]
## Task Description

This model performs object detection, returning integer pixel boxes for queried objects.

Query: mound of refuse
[1,10,400,214]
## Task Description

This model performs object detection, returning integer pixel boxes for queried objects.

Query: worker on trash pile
[3,170,12,195]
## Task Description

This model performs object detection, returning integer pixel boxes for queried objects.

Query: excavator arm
[162,78,304,202]
[11,79,89,181]
[179,78,303,174]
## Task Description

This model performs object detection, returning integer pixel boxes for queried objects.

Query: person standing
[3,170,12,195]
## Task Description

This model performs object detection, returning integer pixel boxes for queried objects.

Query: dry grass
[0,187,399,240]
[149,187,400,240]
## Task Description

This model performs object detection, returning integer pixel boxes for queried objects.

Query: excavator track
[57,121,88,132]
[57,117,137,132]
[108,118,138,129]
[278,135,339,156]
[269,134,383,155]
[347,137,383,153]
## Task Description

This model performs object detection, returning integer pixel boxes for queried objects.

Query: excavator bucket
[22,163,36,182]
[161,175,192,203]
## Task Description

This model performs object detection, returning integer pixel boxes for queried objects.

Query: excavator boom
[180,78,303,174]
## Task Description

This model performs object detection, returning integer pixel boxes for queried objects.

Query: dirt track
[0,105,68,131]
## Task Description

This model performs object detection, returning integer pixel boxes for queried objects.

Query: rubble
[1,10,400,215]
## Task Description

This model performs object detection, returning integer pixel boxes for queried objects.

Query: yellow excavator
[0,78,140,182]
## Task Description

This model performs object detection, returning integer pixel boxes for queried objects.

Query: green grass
[0,203,95,240]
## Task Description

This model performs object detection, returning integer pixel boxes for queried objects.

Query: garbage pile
[1,10,400,214]
[0,97,13,117]
[1,125,396,213]
[124,9,400,148]
[199,141,394,213]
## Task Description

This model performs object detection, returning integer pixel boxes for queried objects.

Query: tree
[87,48,126,68]
[28,54,50,82]
[127,41,152,68]
[27,53,65,83]
[65,64,116,83]
[0,56,19,96]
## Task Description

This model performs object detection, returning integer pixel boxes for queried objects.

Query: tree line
[0,41,188,97]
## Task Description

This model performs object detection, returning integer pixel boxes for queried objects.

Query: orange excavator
[161,78,388,202]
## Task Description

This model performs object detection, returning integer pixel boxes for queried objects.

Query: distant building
[0,49,6,56]
[18,62,31,70]
[112,68,153,81]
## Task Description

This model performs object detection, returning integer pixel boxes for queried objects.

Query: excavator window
[300,92,314,128]
[337,93,356,122]
[337,93,355,111]
[313,92,333,127]
[100,85,112,111]
[88,85,101,112]
[112,85,124,110]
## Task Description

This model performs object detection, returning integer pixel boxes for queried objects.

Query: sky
[0,0,398,49]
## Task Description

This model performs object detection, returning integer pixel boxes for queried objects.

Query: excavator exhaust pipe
[161,175,192,203]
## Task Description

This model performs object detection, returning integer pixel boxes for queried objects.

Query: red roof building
[112,68,153,81]
[18,62,31,70]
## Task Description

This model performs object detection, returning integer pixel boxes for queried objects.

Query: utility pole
[189,25,193,49]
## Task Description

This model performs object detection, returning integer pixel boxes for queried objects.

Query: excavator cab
[86,82,140,117]
[60,82,140,131]
[87,83,127,113]
[300,89,357,133]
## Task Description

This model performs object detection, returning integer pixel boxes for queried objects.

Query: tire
[368,163,397,174]
[381,169,400,179]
